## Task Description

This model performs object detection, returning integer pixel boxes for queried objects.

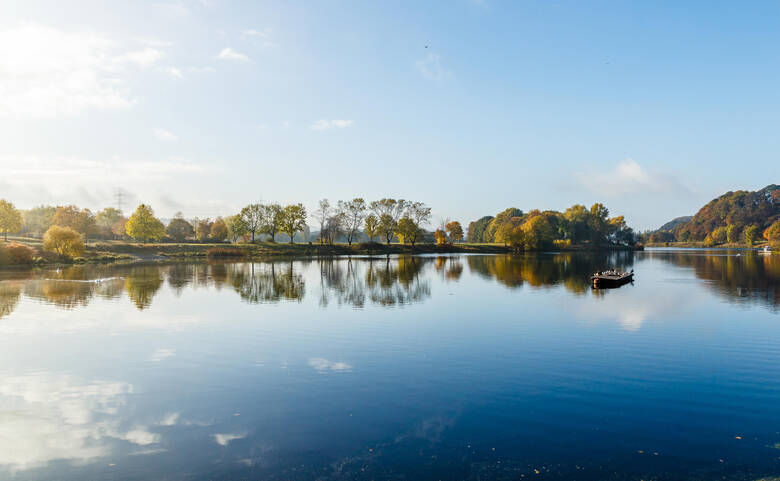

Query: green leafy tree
[43,225,84,258]
[396,216,421,245]
[364,214,379,242]
[125,204,165,243]
[467,216,493,243]
[0,200,23,241]
[280,204,307,244]
[226,214,247,242]
[486,208,523,243]
[166,213,194,242]
[239,204,264,242]
[712,226,728,244]
[522,213,556,249]
[588,203,610,244]
[563,204,589,243]
[210,217,228,242]
[744,224,760,245]
[726,224,740,244]
[262,203,284,242]
[370,199,408,244]
[378,213,397,244]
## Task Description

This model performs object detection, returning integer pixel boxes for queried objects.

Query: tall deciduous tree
[370,199,407,244]
[280,204,307,244]
[445,221,464,243]
[125,204,165,243]
[313,199,331,245]
[396,216,421,245]
[338,198,367,245]
[0,200,23,241]
[210,217,228,242]
[744,224,760,245]
[239,204,264,242]
[263,203,284,242]
[226,214,247,242]
[195,219,213,242]
[166,213,194,242]
[364,214,378,242]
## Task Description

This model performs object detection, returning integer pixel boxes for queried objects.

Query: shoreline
[0,240,642,268]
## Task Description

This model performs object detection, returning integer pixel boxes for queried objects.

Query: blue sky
[0,0,777,230]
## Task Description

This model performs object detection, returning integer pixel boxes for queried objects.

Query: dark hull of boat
[591,273,633,289]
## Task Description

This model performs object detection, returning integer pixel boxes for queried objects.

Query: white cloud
[0,23,163,117]
[158,412,180,426]
[148,348,175,361]
[213,433,246,446]
[154,128,179,142]
[308,358,352,372]
[0,373,138,471]
[217,47,249,62]
[311,119,354,130]
[416,53,452,81]
[577,158,691,197]
[119,427,160,445]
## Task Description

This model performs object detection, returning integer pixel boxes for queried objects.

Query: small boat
[758,246,772,255]
[591,269,634,289]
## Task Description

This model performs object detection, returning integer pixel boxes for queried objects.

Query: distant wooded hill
[656,216,692,233]
[650,184,779,244]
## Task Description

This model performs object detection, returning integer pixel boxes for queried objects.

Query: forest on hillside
[647,185,780,246]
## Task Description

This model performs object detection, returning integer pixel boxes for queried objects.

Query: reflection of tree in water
[0,282,22,318]
[433,256,463,282]
[229,261,305,304]
[167,263,194,295]
[651,251,780,309]
[467,252,635,295]
[318,258,365,308]
[24,267,96,309]
[124,266,164,310]
[364,256,431,307]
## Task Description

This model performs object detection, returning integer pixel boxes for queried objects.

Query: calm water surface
[0,250,779,480]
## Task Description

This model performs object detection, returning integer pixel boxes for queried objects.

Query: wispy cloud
[416,53,452,81]
[241,28,270,38]
[0,23,164,117]
[311,119,354,130]
[217,47,249,62]
[308,358,352,372]
[154,128,178,141]
[577,158,692,197]
[213,433,246,446]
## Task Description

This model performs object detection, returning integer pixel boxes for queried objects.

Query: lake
[1,250,779,480]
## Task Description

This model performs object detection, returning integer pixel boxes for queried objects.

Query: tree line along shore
[0,197,640,266]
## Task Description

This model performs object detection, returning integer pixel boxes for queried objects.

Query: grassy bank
[0,236,642,267]
[645,241,772,249]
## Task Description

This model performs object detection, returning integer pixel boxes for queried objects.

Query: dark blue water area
[0,251,778,480]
